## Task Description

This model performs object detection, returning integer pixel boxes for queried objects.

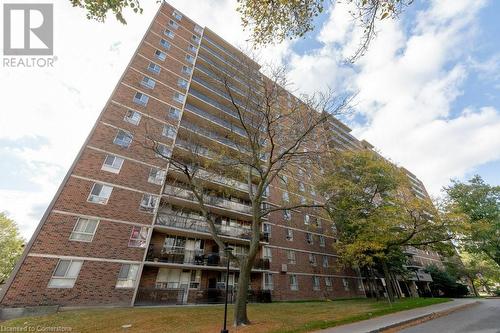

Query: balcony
[135,287,271,305]
[156,213,259,241]
[184,103,246,137]
[145,247,270,271]
[163,184,252,217]
[179,119,246,153]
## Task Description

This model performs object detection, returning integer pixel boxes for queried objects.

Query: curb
[368,301,480,333]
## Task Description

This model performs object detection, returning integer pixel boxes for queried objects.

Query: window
[155,49,167,61]
[313,276,320,291]
[116,264,139,288]
[124,109,141,125]
[309,253,317,266]
[305,232,313,245]
[287,250,296,264]
[173,92,185,104]
[304,214,310,225]
[264,273,273,290]
[194,24,203,34]
[325,277,333,291]
[315,218,322,229]
[133,92,149,106]
[141,76,155,89]
[156,144,172,158]
[140,194,158,212]
[263,246,272,262]
[282,191,289,202]
[163,235,186,252]
[168,106,181,119]
[88,183,113,204]
[148,167,166,185]
[342,278,349,291]
[128,226,148,248]
[289,274,298,291]
[283,209,291,221]
[188,44,197,53]
[162,124,177,139]
[160,38,171,49]
[298,182,305,192]
[69,218,99,242]
[185,54,195,64]
[101,155,124,173]
[263,223,271,238]
[164,29,175,39]
[182,66,192,75]
[322,256,329,268]
[319,235,325,247]
[286,228,293,241]
[113,129,133,147]
[172,10,182,20]
[48,259,83,288]
[300,196,306,204]
[177,78,188,89]
[190,270,201,289]
[191,35,200,44]
[168,19,179,29]
[281,175,288,185]
[148,62,161,74]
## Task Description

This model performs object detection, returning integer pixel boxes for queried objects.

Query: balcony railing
[135,287,271,305]
[145,247,270,270]
[163,184,252,215]
[184,103,246,136]
[156,213,254,240]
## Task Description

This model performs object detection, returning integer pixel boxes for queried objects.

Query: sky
[0,0,499,240]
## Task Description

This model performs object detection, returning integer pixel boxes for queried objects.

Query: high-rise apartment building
[0,2,440,308]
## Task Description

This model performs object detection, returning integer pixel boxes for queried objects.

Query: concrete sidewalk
[315,298,479,333]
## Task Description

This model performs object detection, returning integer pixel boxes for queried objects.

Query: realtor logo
[3,3,53,55]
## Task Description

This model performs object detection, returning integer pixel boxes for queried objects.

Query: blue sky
[0,0,499,239]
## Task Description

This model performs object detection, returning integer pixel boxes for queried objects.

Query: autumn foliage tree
[318,149,454,301]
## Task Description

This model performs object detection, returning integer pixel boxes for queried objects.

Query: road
[398,299,500,333]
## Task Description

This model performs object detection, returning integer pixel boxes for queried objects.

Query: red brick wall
[1,256,134,307]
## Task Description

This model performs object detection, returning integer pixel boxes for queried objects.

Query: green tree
[0,213,24,284]
[318,149,454,301]
[237,0,413,61]
[461,252,500,295]
[70,0,143,24]
[425,264,469,297]
[444,175,500,266]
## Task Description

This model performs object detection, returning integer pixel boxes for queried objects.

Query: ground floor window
[48,259,83,288]
[289,274,298,291]
[116,264,139,288]
[264,273,273,290]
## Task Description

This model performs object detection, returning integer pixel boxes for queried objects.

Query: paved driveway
[399,299,500,333]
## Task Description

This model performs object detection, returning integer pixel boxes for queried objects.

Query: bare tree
[132,50,351,325]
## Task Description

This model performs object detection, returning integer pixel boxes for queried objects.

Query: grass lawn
[1,297,450,333]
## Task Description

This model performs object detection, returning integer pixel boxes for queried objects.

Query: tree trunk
[467,275,479,297]
[234,260,252,326]
[381,260,395,302]
[233,212,261,326]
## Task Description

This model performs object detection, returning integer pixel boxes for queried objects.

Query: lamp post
[221,246,233,333]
